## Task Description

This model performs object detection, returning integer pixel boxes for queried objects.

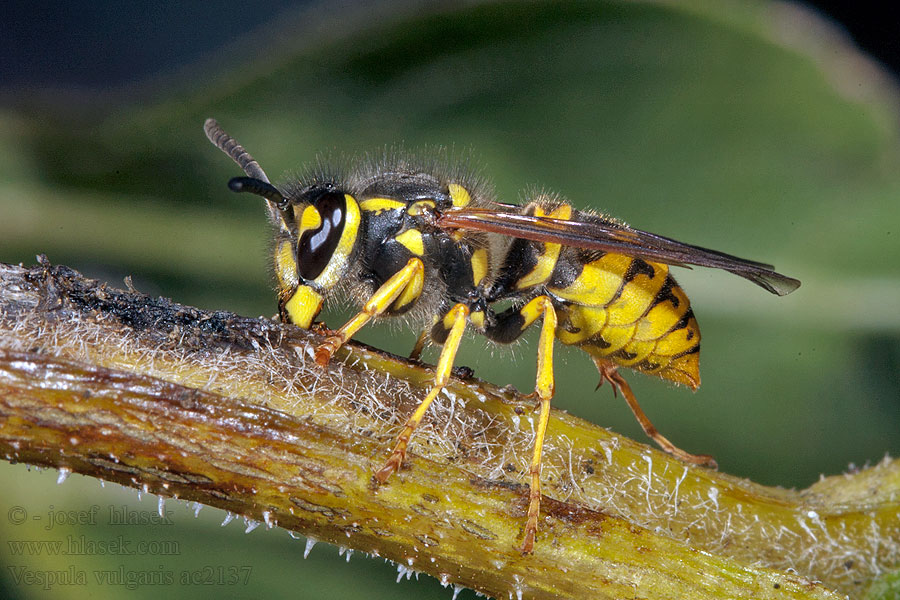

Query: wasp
[204,119,800,553]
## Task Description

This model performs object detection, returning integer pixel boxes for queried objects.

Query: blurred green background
[1,1,898,598]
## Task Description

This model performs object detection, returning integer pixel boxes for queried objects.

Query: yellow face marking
[470,248,488,285]
[360,197,406,213]
[395,229,425,256]
[274,239,299,291]
[407,200,436,216]
[516,204,572,289]
[312,194,361,289]
[469,310,485,329]
[284,285,324,329]
[448,183,471,208]
[298,205,322,236]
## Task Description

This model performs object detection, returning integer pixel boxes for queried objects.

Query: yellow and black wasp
[204,119,800,553]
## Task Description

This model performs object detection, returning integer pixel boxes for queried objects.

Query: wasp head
[229,177,361,328]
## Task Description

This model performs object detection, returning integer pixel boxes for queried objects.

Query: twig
[0,259,896,599]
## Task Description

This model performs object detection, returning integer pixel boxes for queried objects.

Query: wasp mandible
[204,119,800,553]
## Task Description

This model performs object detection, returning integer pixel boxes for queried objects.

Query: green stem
[0,260,896,599]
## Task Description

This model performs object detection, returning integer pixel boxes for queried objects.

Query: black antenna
[228,176,288,210]
[204,118,270,183]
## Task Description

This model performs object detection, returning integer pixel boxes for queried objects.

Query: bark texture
[1,259,897,599]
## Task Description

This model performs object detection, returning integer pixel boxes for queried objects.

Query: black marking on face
[298,191,347,281]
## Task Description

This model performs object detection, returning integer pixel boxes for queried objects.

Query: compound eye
[297,191,347,281]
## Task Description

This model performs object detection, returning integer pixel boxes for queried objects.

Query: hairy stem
[0,259,896,599]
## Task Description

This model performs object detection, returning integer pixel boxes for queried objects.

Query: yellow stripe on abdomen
[547,253,630,307]
[554,259,701,387]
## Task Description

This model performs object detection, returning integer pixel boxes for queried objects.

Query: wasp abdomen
[549,253,701,389]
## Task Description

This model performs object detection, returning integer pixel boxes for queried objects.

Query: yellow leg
[374,303,469,483]
[519,296,557,554]
[314,258,424,366]
[408,328,430,361]
[594,360,717,468]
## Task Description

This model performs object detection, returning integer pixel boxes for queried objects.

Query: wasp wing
[437,208,800,296]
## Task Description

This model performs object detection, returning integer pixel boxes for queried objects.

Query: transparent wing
[437,208,800,296]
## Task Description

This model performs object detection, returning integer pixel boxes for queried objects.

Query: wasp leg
[594,360,717,468]
[374,303,469,483]
[483,295,558,553]
[408,328,430,361]
[520,296,557,554]
[314,258,424,366]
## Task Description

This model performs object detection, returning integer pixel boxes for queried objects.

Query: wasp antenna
[203,118,270,183]
[228,176,288,209]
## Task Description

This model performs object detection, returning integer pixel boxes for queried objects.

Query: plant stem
[0,260,896,599]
